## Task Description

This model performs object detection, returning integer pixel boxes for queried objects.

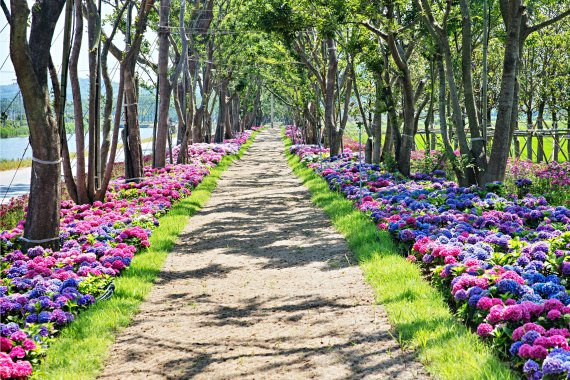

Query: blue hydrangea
[541,357,564,376]
[60,278,79,290]
[521,330,541,345]
[38,311,52,323]
[523,359,540,374]
[468,294,483,308]
[510,341,523,357]
[497,279,523,296]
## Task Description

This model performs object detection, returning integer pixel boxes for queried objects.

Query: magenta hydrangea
[0,129,258,376]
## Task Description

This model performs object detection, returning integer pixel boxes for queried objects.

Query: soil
[99,127,428,379]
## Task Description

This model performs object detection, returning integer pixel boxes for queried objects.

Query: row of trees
[2,0,273,248]
[2,0,569,248]
[246,0,569,185]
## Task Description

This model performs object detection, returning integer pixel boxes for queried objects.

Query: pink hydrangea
[477,323,494,337]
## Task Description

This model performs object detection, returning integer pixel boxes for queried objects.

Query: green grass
[0,158,33,171]
[33,128,262,380]
[343,121,569,163]
[0,122,29,138]
[283,133,515,380]
[512,136,570,162]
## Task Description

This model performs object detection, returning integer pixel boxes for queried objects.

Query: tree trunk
[381,90,397,161]
[9,0,66,250]
[249,81,261,129]
[176,81,185,145]
[86,0,99,199]
[372,78,382,165]
[192,105,205,143]
[97,67,125,200]
[123,69,144,181]
[99,1,128,175]
[305,101,318,144]
[101,41,113,174]
[325,38,340,156]
[536,100,545,162]
[224,91,232,140]
[214,81,226,143]
[524,107,533,160]
[177,72,194,164]
[443,39,475,184]
[552,107,559,162]
[381,57,397,161]
[459,0,486,183]
[437,55,466,185]
[396,70,414,175]
[484,0,524,183]
[69,0,90,204]
[231,93,240,134]
[154,0,171,168]
[50,53,78,203]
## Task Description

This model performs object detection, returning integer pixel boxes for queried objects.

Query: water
[0,128,156,161]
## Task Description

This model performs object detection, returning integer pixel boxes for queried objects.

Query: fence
[415,128,570,163]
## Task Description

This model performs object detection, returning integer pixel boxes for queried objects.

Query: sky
[0,2,158,86]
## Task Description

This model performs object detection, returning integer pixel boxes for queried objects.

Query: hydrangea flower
[0,132,256,376]
[288,126,570,378]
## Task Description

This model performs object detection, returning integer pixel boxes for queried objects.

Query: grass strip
[283,134,515,380]
[33,129,262,380]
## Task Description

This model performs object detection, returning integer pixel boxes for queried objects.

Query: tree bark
[437,55,466,185]
[215,80,227,143]
[536,100,545,162]
[97,67,125,200]
[154,0,171,168]
[85,0,100,199]
[99,1,128,175]
[484,0,524,183]
[325,38,340,156]
[122,0,155,182]
[224,88,232,140]
[69,0,90,204]
[387,35,414,176]
[371,76,383,164]
[231,93,240,134]
[459,0,486,182]
[9,0,66,249]
[526,107,533,160]
[381,74,398,161]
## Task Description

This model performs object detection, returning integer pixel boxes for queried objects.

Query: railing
[415,127,570,163]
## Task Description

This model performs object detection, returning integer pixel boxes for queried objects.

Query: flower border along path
[282,132,515,380]
[1,128,263,380]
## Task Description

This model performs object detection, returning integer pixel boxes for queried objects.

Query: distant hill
[0,78,155,102]
[0,78,160,122]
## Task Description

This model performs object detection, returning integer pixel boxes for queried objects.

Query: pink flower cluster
[536,162,570,187]
[0,130,256,378]
[284,125,302,143]
[289,144,329,162]
[0,325,39,379]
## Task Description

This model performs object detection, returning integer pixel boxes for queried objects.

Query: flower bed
[0,130,256,379]
[287,126,570,379]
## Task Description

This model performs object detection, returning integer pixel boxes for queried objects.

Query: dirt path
[100,127,428,379]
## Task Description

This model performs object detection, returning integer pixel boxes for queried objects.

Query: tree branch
[525,8,570,37]
[1,0,11,24]
[293,38,324,85]
[360,21,388,40]
[105,34,158,71]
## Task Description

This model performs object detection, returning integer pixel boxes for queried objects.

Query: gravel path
[100,127,428,379]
